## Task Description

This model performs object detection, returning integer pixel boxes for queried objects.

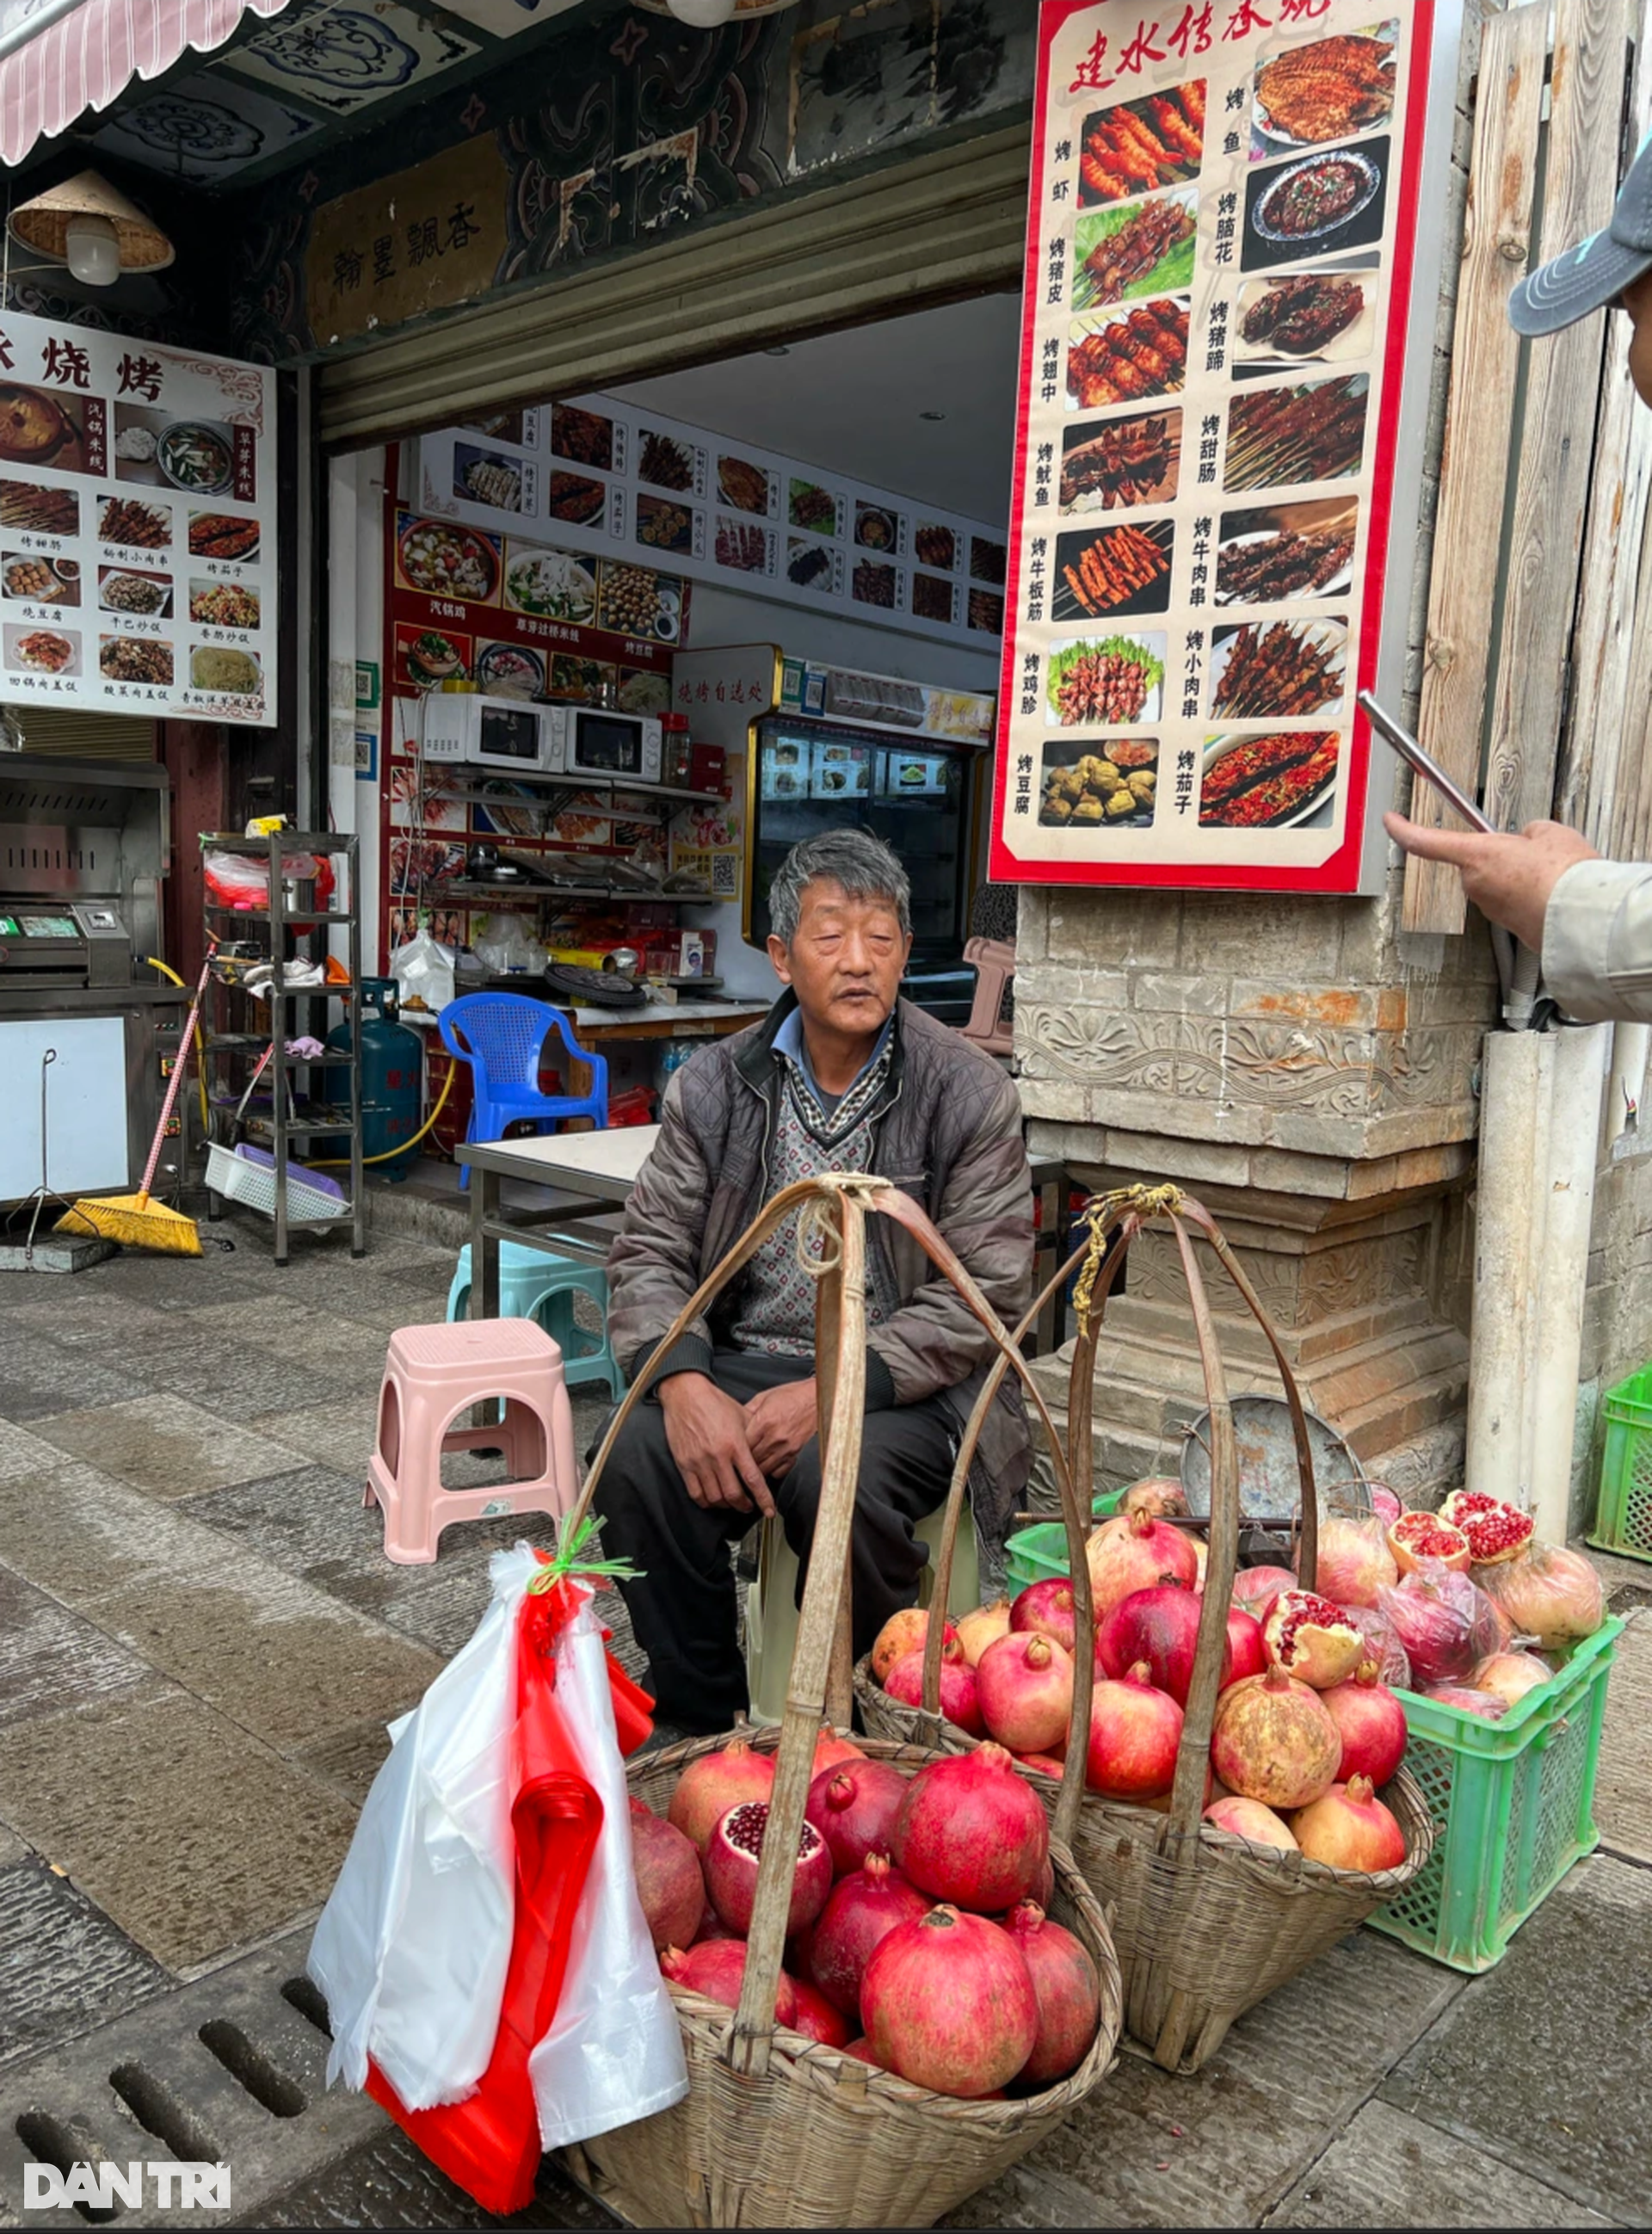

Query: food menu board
[415,397,1008,653]
[0,313,274,726]
[989,0,1446,893]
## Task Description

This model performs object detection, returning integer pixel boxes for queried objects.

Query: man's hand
[1383,813,1599,950]
[658,1374,775,1516]
[744,1376,818,1480]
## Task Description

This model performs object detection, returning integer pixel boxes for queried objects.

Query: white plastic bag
[306,1546,533,2109]
[528,1588,688,2147]
[391,925,455,1015]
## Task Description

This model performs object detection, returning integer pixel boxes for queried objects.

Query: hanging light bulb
[666,0,738,23]
[64,214,121,287]
[9,172,172,287]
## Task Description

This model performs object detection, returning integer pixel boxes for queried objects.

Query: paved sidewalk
[0,1215,1647,2228]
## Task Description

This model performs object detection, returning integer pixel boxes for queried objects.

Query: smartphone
[1357,688,1494,834]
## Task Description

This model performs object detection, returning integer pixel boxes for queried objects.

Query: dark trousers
[593,1348,956,1732]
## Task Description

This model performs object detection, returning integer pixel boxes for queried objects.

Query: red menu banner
[990,0,1446,892]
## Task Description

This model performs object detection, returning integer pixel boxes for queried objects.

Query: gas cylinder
[327,977,423,1180]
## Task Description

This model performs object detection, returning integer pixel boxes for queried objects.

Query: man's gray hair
[768,828,912,947]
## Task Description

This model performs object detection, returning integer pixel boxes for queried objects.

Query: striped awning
[0,0,295,170]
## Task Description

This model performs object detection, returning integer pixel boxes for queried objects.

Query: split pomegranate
[1211,1666,1341,1810]
[977,1632,1075,1753]
[786,1975,853,2047]
[628,1799,706,1952]
[1304,1515,1398,1609]
[660,1941,798,2027]
[1202,1794,1299,1850]
[805,1760,909,1876]
[1010,1578,1080,1654]
[893,1743,1051,1913]
[1290,1774,1406,1872]
[705,1799,833,1937]
[667,1739,775,1854]
[1263,1589,1364,1689]
[870,1608,956,1685]
[1475,1540,1604,1650]
[1004,1901,1102,2084]
[812,1726,866,1777]
[860,1905,1039,2097]
[955,1598,1014,1667]
[1422,1682,1507,1719]
[1471,1651,1550,1707]
[1085,1508,1199,1621]
[1231,1564,1298,1619]
[1084,1661,1183,1802]
[1123,1476,1187,1519]
[1386,1509,1471,1576]
[810,1854,933,2016]
[1439,1490,1536,1567]
[884,1646,984,1735]
[1320,1660,1408,1787]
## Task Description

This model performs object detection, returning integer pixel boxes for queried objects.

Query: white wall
[325,448,387,972]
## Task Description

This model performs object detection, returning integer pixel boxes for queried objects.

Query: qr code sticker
[711,853,738,897]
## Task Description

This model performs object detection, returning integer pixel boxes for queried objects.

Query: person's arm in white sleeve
[1541,858,1652,1024]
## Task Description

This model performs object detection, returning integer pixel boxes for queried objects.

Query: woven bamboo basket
[855,1184,1434,2073]
[558,1172,1125,2227]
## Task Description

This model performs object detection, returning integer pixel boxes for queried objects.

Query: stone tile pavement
[0,1211,1645,2228]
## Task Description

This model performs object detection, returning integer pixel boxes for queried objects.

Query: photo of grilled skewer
[1062,408,1181,514]
[1053,521,1175,622]
[1224,373,1369,492]
[1074,189,1198,311]
[1210,617,1347,719]
[1078,81,1206,207]
[1215,497,1358,605]
[1066,299,1190,411]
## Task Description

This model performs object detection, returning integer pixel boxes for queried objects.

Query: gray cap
[1508,128,1652,336]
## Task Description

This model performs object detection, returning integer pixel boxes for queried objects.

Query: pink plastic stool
[365,1319,578,1564]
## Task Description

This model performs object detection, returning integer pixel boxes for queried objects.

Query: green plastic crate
[1367,1616,1624,1972]
[1005,1488,1125,1594]
[1592,1362,1652,1563]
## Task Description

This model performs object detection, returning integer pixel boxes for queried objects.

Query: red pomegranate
[860,1905,1038,2097]
[976,1632,1074,1753]
[1231,1564,1298,1620]
[667,1740,775,1854]
[1226,1607,1268,1686]
[810,1854,932,2016]
[1304,1516,1398,1609]
[1320,1661,1407,1787]
[705,1799,833,1937]
[1003,1901,1102,2084]
[1422,1682,1507,1719]
[955,1598,1014,1667]
[1210,1666,1341,1811]
[1095,1580,1234,1706]
[842,2037,881,2066]
[1014,1752,1067,1780]
[1290,1774,1406,1871]
[1475,1540,1604,1650]
[1009,1578,1079,1654]
[870,1608,955,1685]
[628,1799,705,1952]
[1387,1510,1471,1577]
[805,1760,909,1877]
[1203,1794,1298,1849]
[1122,1476,1187,1519]
[811,1726,866,1777]
[893,1743,1050,1914]
[884,1647,984,1736]
[1439,1490,1536,1567]
[660,1941,798,2027]
[1263,1590,1364,1689]
[1471,1651,1550,1708]
[786,1975,853,2047]
[692,1900,738,1945]
[1086,1509,1199,1620]
[1083,1661,1183,1802]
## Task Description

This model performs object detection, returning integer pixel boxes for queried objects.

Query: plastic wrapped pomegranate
[1375,1558,1505,1688]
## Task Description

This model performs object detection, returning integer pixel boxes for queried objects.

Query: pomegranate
[1475,1540,1604,1650]
[1263,1590,1364,1689]
[893,1744,1050,1913]
[1342,1599,1412,1689]
[1290,1774,1406,1872]
[1123,1476,1187,1519]
[1439,1490,1536,1567]
[1304,1515,1398,1609]
[1422,1682,1507,1719]
[884,1647,984,1736]
[660,1941,798,2027]
[1471,1651,1550,1708]
[977,1632,1074,1754]
[1367,1484,1403,1526]
[1232,1564,1298,1619]
[692,1901,738,1945]
[812,1726,866,1777]
[810,1854,932,2016]
[1084,1661,1183,1802]
[805,1760,909,1877]
[1320,1661,1407,1787]
[1211,1666,1341,1810]
[1226,1607,1268,1686]
[860,1906,1038,2097]
[628,1799,705,1952]
[1378,1560,1505,1685]
[1095,1580,1207,1704]
[1004,1901,1102,2084]
[1387,1509,1471,1576]
[841,2037,881,2066]
[667,1739,775,1854]
[786,1975,853,2047]
[1203,1794,1299,1850]
[1009,1578,1079,1654]
[1085,1508,1199,1620]
[870,1608,954,1685]
[1014,1752,1067,1780]
[705,1800,833,1937]
[955,1598,1014,1667]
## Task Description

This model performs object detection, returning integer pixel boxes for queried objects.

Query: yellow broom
[58,941,216,1256]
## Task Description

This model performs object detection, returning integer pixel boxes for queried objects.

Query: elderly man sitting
[599,829,1032,1734]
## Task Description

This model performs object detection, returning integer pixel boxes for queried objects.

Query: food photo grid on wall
[992,0,1435,892]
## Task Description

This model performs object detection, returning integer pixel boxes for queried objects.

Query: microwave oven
[420,694,553,773]
[546,706,663,784]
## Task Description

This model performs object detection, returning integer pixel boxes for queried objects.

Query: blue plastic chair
[447,1242,625,1400]
[438,992,609,1188]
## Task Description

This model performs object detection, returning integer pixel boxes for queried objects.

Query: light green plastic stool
[743,1499,981,1727]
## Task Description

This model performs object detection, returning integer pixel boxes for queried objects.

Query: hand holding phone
[1357,689,1494,833]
